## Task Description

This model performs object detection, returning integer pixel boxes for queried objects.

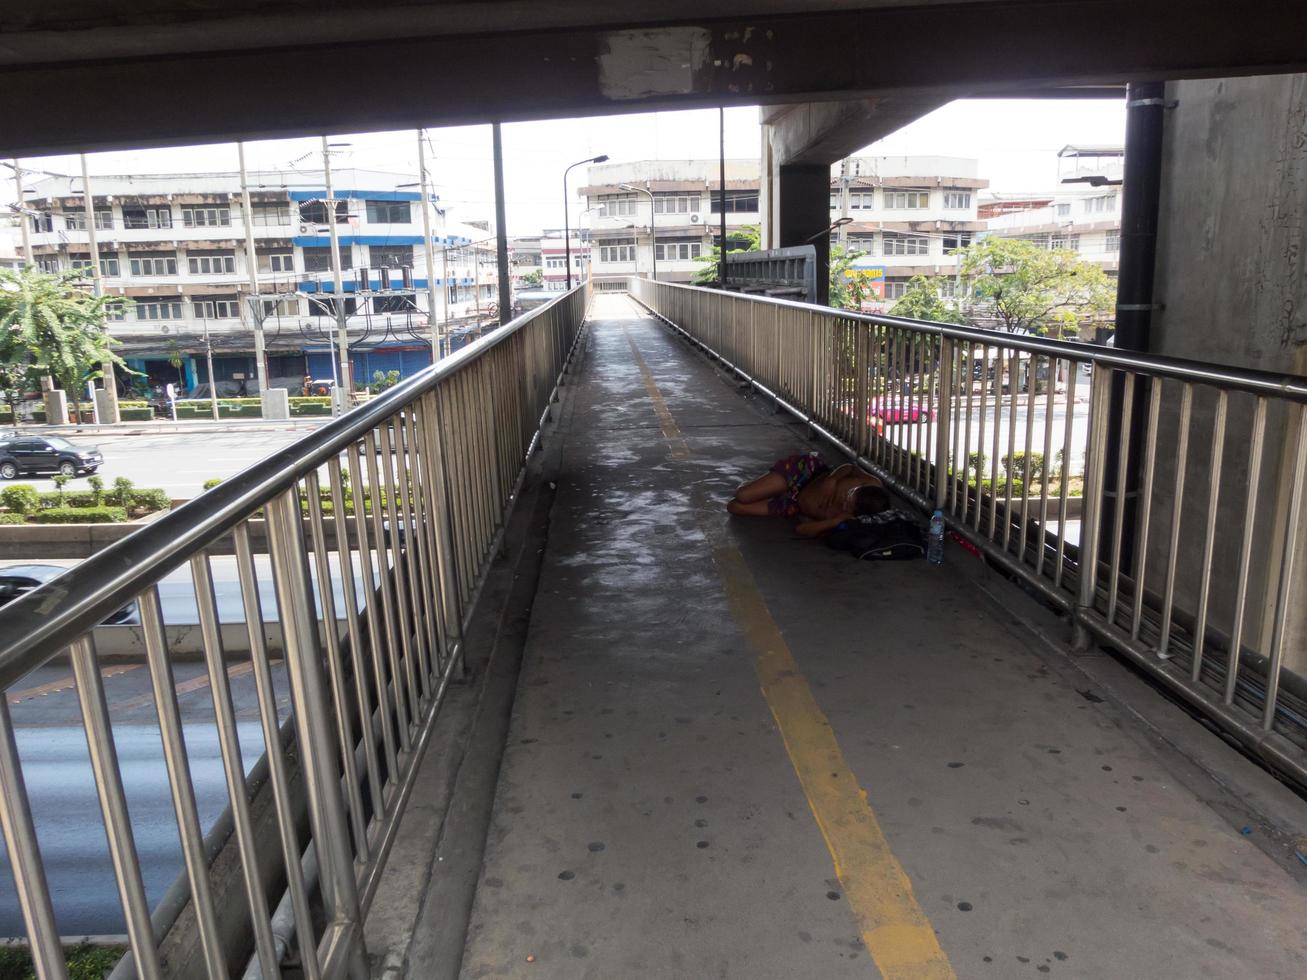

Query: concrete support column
[262,388,290,421]
[777,164,830,306]
[44,390,67,426]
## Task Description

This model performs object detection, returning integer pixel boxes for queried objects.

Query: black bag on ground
[824,509,925,561]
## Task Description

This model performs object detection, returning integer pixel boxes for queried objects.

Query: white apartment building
[828,155,988,307]
[579,160,762,289]
[981,146,1124,276]
[22,168,498,392]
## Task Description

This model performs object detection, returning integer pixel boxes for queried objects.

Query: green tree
[889,275,965,324]
[520,269,543,288]
[828,243,869,310]
[0,266,127,424]
[956,237,1114,337]
[694,224,762,285]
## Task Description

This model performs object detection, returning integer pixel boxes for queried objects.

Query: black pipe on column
[1101,80,1166,564]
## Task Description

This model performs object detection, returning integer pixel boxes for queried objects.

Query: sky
[5,100,1127,237]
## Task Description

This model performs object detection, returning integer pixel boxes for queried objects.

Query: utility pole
[838,157,851,246]
[719,107,729,288]
[12,160,31,266]
[81,154,119,424]
[201,311,219,422]
[417,130,442,359]
[322,136,350,416]
[492,123,512,324]
[472,242,482,323]
[237,142,270,404]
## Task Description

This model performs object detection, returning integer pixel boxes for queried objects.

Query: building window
[883,190,929,210]
[258,252,295,273]
[710,190,759,213]
[941,231,973,252]
[135,298,184,320]
[365,200,412,223]
[122,206,172,229]
[544,256,567,269]
[1105,230,1120,253]
[36,256,61,273]
[261,296,299,317]
[938,278,962,298]
[182,206,231,227]
[1056,202,1071,217]
[1084,193,1117,214]
[653,194,699,215]
[598,240,635,263]
[943,190,971,209]
[654,238,702,261]
[30,213,55,233]
[1050,234,1080,251]
[882,234,929,256]
[883,278,910,300]
[129,253,178,276]
[368,244,414,268]
[106,300,127,321]
[829,193,840,210]
[193,296,239,319]
[250,203,291,226]
[596,194,637,217]
[63,211,113,231]
[298,200,349,225]
[308,295,358,317]
[69,254,121,277]
[302,246,352,272]
[847,235,876,254]
[849,191,874,210]
[188,252,236,275]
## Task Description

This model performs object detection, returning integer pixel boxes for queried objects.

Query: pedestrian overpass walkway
[410,296,1307,978]
[3,287,1306,980]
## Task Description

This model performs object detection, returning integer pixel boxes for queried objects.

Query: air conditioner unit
[689,214,701,223]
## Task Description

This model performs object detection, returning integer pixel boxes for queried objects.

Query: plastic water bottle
[928,510,945,565]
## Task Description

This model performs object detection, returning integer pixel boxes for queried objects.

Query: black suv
[0,436,103,479]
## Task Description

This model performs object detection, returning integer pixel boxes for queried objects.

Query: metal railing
[631,278,1307,790]
[0,284,589,978]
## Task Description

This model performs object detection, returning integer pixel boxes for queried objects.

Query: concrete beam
[3,1,1307,157]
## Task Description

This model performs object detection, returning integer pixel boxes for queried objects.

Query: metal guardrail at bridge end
[0,282,590,979]
[630,277,1307,792]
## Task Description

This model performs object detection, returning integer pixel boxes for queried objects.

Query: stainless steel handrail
[632,277,1307,791]
[0,287,582,687]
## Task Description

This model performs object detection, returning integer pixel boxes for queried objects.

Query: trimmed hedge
[31,505,128,524]
[0,407,47,423]
[0,513,23,525]
[0,484,41,516]
[174,398,265,420]
[290,397,332,417]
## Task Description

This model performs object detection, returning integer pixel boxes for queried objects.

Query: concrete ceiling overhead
[2,1,1305,157]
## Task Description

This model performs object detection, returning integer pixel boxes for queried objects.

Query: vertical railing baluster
[1074,366,1114,647]
[1261,404,1307,731]
[1129,382,1163,641]
[71,635,161,980]
[233,524,322,980]
[1226,398,1267,706]
[1054,362,1078,589]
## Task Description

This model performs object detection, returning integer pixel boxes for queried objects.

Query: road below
[6,423,326,499]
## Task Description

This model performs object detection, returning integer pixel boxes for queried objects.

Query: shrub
[128,488,171,513]
[967,451,988,476]
[109,477,135,507]
[31,505,128,524]
[88,475,105,505]
[289,397,333,417]
[1003,451,1046,481]
[203,478,223,491]
[0,512,23,524]
[51,473,70,503]
[0,484,41,516]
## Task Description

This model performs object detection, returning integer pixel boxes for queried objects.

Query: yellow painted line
[110,660,255,714]
[713,543,955,979]
[8,664,142,704]
[623,308,954,978]
[622,326,691,459]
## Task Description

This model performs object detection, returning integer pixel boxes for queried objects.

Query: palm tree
[0,266,126,425]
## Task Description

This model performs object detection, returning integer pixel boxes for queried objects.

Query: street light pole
[563,154,608,289]
[619,183,656,282]
[322,137,350,415]
[80,154,119,424]
[237,142,270,404]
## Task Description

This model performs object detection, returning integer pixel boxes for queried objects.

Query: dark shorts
[768,452,829,517]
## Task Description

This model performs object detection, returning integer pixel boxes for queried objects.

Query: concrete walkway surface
[433,295,1307,979]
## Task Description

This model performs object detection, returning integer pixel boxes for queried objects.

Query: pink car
[868,398,935,423]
